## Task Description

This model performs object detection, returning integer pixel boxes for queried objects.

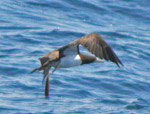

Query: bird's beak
[96,58,103,63]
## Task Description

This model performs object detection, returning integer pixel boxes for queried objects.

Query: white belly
[59,55,81,68]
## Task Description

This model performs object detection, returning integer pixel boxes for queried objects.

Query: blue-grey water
[0,0,150,114]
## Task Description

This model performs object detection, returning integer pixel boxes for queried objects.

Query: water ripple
[0,0,150,113]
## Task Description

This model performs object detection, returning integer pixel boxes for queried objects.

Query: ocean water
[0,0,150,114]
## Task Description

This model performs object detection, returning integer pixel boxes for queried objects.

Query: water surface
[0,0,150,114]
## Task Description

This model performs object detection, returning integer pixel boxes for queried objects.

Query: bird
[30,33,123,98]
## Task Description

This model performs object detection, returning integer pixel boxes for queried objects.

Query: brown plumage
[70,33,123,66]
[30,33,123,98]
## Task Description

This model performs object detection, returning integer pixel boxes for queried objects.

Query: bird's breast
[59,54,81,68]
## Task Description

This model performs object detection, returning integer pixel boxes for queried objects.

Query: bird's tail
[30,56,52,98]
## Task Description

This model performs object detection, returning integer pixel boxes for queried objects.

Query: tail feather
[42,65,51,85]
[30,66,43,74]
[43,65,51,98]
[30,56,55,98]
[30,57,51,74]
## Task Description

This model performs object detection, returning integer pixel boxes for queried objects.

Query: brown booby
[30,33,123,97]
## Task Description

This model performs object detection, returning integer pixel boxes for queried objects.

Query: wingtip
[29,68,38,74]
[120,62,124,67]
[45,95,49,99]
[116,61,124,68]
[118,58,124,67]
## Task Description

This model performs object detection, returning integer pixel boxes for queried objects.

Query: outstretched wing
[70,33,123,67]
[58,43,79,57]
